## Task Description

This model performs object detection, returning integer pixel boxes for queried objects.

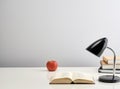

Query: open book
[49,72,95,84]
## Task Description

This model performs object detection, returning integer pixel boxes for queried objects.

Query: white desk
[0,67,120,89]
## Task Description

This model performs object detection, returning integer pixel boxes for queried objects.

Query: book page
[72,72,94,84]
[50,72,72,84]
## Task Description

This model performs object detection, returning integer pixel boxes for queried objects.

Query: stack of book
[98,56,120,74]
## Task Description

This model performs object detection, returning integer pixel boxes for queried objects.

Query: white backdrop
[0,0,120,67]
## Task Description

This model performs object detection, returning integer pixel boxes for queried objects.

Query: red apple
[46,60,58,71]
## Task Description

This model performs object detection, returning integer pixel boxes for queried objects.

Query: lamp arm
[107,47,116,78]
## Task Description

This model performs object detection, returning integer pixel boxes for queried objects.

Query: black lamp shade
[86,38,108,57]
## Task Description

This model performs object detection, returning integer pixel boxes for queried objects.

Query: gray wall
[0,0,120,67]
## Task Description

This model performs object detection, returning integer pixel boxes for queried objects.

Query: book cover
[98,66,120,74]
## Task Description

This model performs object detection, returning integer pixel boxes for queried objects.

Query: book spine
[108,61,120,64]
[102,65,120,69]
[103,57,108,64]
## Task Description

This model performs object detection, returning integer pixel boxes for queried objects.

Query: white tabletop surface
[0,67,120,89]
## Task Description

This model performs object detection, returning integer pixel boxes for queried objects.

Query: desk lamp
[86,37,120,83]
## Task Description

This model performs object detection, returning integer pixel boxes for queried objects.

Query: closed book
[98,67,120,74]
[100,60,120,69]
[103,56,120,64]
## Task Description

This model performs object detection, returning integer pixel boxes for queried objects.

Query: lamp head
[86,37,108,57]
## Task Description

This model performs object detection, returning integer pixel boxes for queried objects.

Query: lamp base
[99,75,120,83]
